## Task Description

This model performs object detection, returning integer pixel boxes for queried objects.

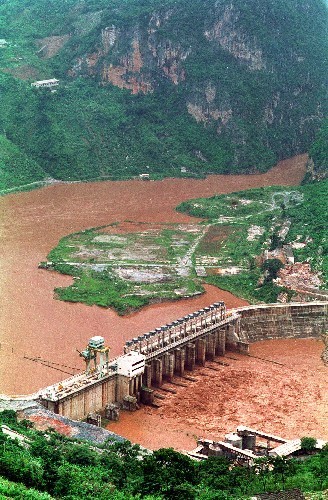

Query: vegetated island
[40,180,327,314]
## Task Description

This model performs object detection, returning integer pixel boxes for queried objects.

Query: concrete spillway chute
[78,336,110,377]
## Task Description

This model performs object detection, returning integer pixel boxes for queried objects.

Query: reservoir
[2,153,327,449]
[0,154,307,394]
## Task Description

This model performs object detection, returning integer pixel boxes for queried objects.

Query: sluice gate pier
[37,301,327,421]
[39,302,243,419]
[123,302,245,392]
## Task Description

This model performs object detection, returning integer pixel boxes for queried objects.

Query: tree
[261,258,284,282]
[141,448,196,497]
[197,456,231,491]
[64,443,98,466]
[301,437,317,453]
[0,410,17,426]
[29,435,62,492]
[271,456,296,490]
[269,232,283,250]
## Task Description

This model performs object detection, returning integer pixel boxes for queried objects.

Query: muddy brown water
[2,153,324,447]
[108,338,328,450]
[0,155,328,449]
[0,154,306,394]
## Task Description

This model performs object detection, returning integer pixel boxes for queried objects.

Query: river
[0,154,307,398]
[108,338,328,450]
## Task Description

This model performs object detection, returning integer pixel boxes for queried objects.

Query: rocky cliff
[0,0,326,185]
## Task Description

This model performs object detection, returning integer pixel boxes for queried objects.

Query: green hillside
[177,179,328,303]
[1,410,328,499]
[308,119,328,180]
[0,134,45,192]
[0,0,326,189]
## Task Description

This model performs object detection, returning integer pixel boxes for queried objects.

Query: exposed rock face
[149,39,189,85]
[264,93,281,125]
[9,0,323,176]
[204,4,266,71]
[36,35,71,58]
[148,11,190,85]
[102,37,153,94]
[68,3,266,92]
[101,25,119,53]
[62,0,325,158]
[306,155,328,181]
[187,82,233,127]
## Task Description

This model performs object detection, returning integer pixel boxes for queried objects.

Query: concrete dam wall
[238,302,328,343]
[26,301,328,421]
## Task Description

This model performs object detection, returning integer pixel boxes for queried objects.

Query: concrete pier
[164,353,175,382]
[38,301,327,420]
[153,358,163,386]
[196,338,206,366]
[206,333,216,361]
[174,348,185,376]
[216,330,226,356]
[143,364,152,388]
[186,343,196,371]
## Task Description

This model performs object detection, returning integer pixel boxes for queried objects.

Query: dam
[36,301,327,421]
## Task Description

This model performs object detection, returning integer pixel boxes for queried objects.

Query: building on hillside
[31,78,59,89]
[139,173,150,180]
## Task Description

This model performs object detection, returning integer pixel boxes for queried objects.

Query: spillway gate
[38,301,245,420]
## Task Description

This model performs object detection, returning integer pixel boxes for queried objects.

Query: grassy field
[41,223,205,314]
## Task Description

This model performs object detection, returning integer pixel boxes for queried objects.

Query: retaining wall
[236,302,328,343]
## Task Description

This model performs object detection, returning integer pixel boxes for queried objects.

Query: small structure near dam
[37,301,327,421]
[189,426,327,465]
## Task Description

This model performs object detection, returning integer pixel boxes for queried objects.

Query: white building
[31,78,59,89]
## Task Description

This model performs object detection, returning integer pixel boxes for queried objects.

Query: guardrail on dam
[35,301,327,421]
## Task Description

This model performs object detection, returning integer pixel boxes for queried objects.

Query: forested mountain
[0,0,327,189]
[308,119,328,180]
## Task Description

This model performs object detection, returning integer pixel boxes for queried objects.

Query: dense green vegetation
[0,0,326,189]
[0,410,328,499]
[43,180,327,311]
[309,119,328,179]
[0,134,46,191]
[177,180,328,303]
